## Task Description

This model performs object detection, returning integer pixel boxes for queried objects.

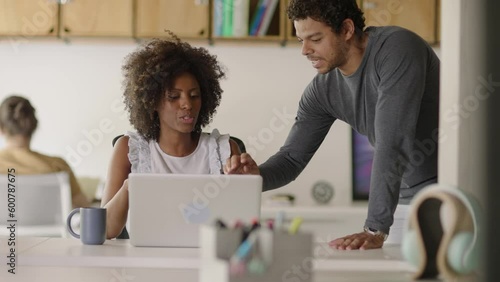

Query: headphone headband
[404,183,483,277]
[407,184,482,239]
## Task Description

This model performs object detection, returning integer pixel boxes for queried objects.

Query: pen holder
[199,225,314,282]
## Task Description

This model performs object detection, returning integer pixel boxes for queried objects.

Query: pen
[229,231,259,276]
[242,218,260,242]
[275,211,285,232]
[233,219,243,229]
[288,217,303,235]
[233,232,258,261]
[266,219,274,230]
[214,219,227,229]
[247,237,266,275]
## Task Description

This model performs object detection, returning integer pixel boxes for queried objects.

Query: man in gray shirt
[226,0,439,250]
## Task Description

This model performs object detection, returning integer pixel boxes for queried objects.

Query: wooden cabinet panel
[0,0,58,36]
[0,0,441,45]
[436,0,440,43]
[363,0,437,43]
[136,0,209,39]
[60,0,133,37]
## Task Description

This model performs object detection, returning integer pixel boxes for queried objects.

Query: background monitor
[352,130,374,200]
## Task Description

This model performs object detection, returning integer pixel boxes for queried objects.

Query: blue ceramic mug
[67,207,106,245]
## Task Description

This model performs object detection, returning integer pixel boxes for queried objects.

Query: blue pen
[230,231,259,262]
[229,231,259,276]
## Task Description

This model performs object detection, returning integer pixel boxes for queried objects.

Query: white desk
[1,266,419,282]
[0,236,428,282]
[261,205,368,242]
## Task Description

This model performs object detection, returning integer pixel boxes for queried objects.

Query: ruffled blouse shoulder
[207,129,231,174]
[127,131,151,173]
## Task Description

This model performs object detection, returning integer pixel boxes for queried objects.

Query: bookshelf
[0,0,440,46]
[210,0,287,44]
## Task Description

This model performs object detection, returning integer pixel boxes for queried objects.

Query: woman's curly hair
[122,32,226,141]
[287,0,365,36]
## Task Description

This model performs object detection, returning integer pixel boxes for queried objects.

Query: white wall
[0,38,352,206]
[439,0,488,203]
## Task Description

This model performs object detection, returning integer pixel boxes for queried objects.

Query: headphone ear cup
[402,230,422,268]
[447,231,474,274]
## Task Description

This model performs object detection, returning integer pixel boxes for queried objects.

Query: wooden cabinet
[362,0,438,43]
[136,0,209,39]
[436,0,440,43]
[59,0,133,37]
[0,0,58,36]
[0,0,441,45]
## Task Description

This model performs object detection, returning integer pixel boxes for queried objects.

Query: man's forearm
[259,152,305,191]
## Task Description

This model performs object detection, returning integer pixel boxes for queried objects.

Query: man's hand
[224,153,260,175]
[328,231,384,250]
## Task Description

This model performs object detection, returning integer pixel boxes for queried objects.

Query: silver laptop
[128,173,262,247]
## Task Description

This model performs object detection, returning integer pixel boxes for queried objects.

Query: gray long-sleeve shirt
[259,26,440,234]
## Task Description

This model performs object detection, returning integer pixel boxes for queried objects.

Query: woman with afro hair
[101,33,241,239]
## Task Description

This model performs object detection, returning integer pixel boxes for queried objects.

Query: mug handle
[66,208,80,239]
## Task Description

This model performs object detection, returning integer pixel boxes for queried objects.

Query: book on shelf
[213,0,224,36]
[222,0,233,37]
[213,0,275,38]
[257,0,279,36]
[232,0,250,37]
[249,0,268,36]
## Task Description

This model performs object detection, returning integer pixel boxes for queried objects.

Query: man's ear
[341,19,355,41]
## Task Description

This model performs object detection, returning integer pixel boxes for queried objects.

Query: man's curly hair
[122,32,225,141]
[287,0,365,36]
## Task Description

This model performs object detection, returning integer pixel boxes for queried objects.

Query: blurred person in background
[0,95,90,208]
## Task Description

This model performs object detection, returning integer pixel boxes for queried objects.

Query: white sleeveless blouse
[127,129,230,175]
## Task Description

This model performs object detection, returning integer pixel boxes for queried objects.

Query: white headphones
[401,184,483,280]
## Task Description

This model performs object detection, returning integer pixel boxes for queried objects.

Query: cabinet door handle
[64,26,71,33]
[48,26,55,34]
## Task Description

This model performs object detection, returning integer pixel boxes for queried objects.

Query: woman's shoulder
[205,128,229,140]
[126,131,144,143]
[204,129,231,173]
[126,131,151,149]
[126,131,151,173]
